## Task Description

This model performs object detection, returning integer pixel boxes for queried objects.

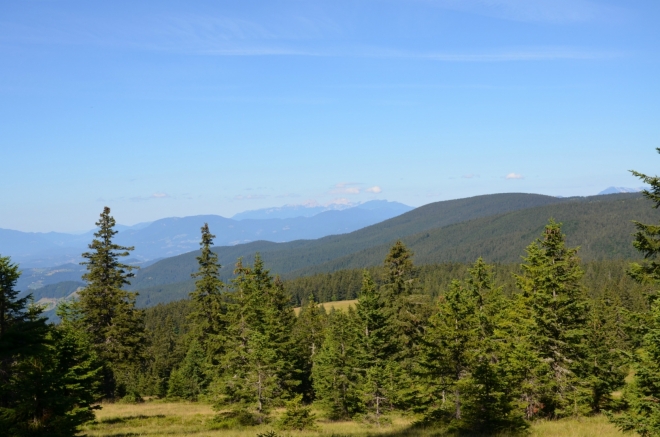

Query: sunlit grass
[295,299,358,315]
[81,401,626,437]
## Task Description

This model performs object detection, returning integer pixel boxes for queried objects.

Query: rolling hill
[125,192,571,292]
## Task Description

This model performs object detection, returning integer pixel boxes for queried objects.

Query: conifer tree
[188,223,225,390]
[585,293,627,413]
[312,309,363,419]
[0,256,101,436]
[77,206,146,399]
[379,241,432,408]
[167,339,207,401]
[515,219,589,418]
[214,255,297,424]
[292,295,327,401]
[610,153,660,435]
[420,258,522,431]
[355,271,392,421]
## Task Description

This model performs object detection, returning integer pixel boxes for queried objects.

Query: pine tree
[77,206,146,399]
[214,255,297,424]
[292,295,327,401]
[167,339,207,401]
[188,223,225,390]
[379,241,432,408]
[355,270,392,422]
[515,219,589,418]
[610,152,660,435]
[0,256,101,436]
[585,292,627,413]
[420,258,523,431]
[312,309,363,420]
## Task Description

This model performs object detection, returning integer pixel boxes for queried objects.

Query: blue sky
[1,0,659,232]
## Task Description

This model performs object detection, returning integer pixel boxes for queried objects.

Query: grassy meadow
[294,299,358,315]
[81,400,626,437]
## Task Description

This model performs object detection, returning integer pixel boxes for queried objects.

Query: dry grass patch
[81,401,626,437]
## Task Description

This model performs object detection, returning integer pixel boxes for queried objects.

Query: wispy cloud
[366,186,382,193]
[130,192,171,202]
[462,174,480,179]
[505,173,524,180]
[426,0,625,24]
[331,182,362,195]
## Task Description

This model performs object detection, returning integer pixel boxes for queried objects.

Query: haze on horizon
[1,0,659,233]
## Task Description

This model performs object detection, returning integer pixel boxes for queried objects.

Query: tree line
[2,157,660,435]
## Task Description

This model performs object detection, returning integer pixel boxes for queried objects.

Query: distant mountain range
[598,186,644,195]
[232,201,367,220]
[0,200,412,268]
[18,191,656,316]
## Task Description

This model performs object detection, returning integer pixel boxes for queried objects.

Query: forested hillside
[126,192,647,306]
[125,193,580,290]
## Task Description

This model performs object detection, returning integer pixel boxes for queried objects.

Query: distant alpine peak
[232,199,411,221]
[598,187,644,195]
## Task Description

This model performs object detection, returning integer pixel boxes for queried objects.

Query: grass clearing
[295,299,358,315]
[81,401,626,437]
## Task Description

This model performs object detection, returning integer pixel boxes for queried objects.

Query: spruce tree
[214,255,297,424]
[77,206,146,399]
[355,271,392,422]
[379,241,432,408]
[585,293,627,413]
[610,152,660,435]
[167,339,207,401]
[312,309,363,420]
[188,223,225,390]
[515,219,589,418]
[420,258,522,431]
[0,256,101,436]
[292,295,327,401]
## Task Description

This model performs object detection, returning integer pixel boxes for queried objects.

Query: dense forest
[3,166,660,435]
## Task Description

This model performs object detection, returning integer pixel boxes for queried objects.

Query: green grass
[81,401,626,437]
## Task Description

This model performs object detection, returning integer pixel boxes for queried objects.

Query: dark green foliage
[515,219,590,418]
[189,223,225,348]
[611,299,660,436]
[167,339,207,401]
[0,255,101,436]
[276,394,317,431]
[292,295,327,401]
[125,193,643,301]
[585,293,628,413]
[138,300,192,397]
[610,151,660,436]
[76,207,146,399]
[420,259,522,432]
[312,309,363,419]
[214,255,298,424]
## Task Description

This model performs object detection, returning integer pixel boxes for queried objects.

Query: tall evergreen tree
[0,256,101,436]
[292,295,327,401]
[420,258,523,431]
[77,206,146,399]
[610,152,660,435]
[214,255,297,424]
[312,309,363,420]
[379,241,432,408]
[585,292,627,413]
[188,223,225,391]
[515,219,589,418]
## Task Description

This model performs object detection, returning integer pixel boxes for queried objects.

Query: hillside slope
[289,193,652,276]
[126,192,569,291]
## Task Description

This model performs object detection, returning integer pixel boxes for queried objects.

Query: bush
[276,395,317,431]
[211,409,262,429]
[117,390,144,404]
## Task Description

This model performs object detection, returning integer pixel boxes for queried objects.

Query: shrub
[276,395,317,431]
